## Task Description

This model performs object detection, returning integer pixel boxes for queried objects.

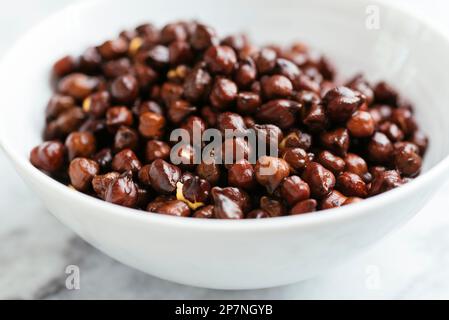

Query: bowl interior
[1,0,449,176]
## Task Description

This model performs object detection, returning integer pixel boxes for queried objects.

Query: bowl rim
[1,0,449,231]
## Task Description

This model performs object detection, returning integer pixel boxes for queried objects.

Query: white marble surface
[1,0,449,300]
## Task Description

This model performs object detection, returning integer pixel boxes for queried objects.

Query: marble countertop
[1,0,449,300]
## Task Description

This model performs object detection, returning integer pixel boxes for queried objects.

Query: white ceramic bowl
[1,0,449,290]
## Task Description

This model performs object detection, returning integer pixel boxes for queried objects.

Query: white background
[1,0,449,299]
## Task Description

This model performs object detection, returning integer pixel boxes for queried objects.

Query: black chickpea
[321,190,348,210]
[30,141,65,173]
[69,157,100,192]
[210,78,238,110]
[367,132,394,164]
[317,150,345,175]
[204,45,237,75]
[302,162,336,199]
[280,176,310,206]
[261,75,293,99]
[112,149,142,174]
[58,73,99,100]
[228,160,256,190]
[255,156,290,194]
[65,131,96,160]
[346,111,375,138]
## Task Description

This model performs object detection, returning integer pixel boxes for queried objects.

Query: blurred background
[1,0,449,299]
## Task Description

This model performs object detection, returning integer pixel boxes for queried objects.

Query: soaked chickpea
[68,158,100,192]
[323,86,364,123]
[346,111,375,138]
[104,172,138,208]
[204,45,237,75]
[321,190,348,210]
[58,73,99,100]
[30,141,65,173]
[290,199,317,215]
[139,112,165,138]
[302,162,336,198]
[255,156,290,194]
[210,78,238,110]
[261,75,293,99]
[112,149,142,174]
[317,150,345,175]
[228,160,255,190]
[367,132,394,164]
[65,131,96,160]
[280,176,310,205]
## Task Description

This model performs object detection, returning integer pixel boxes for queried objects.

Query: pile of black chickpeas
[30,21,428,219]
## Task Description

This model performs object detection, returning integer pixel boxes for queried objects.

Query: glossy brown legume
[280,130,312,151]
[320,128,350,157]
[110,74,139,104]
[260,196,285,217]
[210,78,238,110]
[114,126,139,152]
[282,147,309,172]
[148,159,181,193]
[255,156,290,193]
[337,172,368,198]
[256,99,301,129]
[106,106,133,131]
[217,112,247,135]
[236,91,261,114]
[261,75,293,99]
[204,45,237,75]
[290,199,317,215]
[302,162,336,198]
[346,111,375,138]
[256,48,277,74]
[98,38,128,60]
[92,172,120,199]
[93,148,113,171]
[344,153,369,179]
[83,91,110,118]
[320,190,347,210]
[46,95,76,121]
[196,162,221,185]
[212,187,248,219]
[69,157,100,192]
[369,170,403,196]
[247,209,270,219]
[393,142,422,177]
[30,141,65,173]
[280,176,310,205]
[145,140,171,162]
[104,171,138,208]
[193,205,215,218]
[177,172,211,206]
[53,55,78,78]
[317,150,345,175]
[58,73,99,100]
[139,112,165,138]
[367,132,394,164]
[235,58,257,88]
[228,160,256,190]
[112,149,142,174]
[65,131,96,161]
[148,199,191,217]
[324,86,364,123]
